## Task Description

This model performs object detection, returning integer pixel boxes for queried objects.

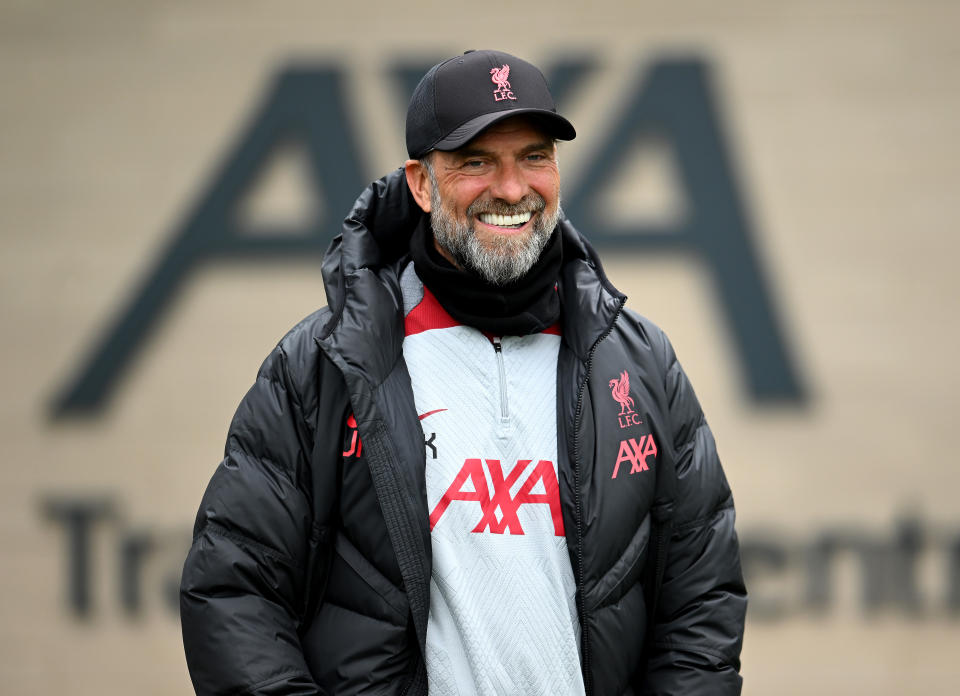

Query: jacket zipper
[571,297,625,696]
[492,337,508,420]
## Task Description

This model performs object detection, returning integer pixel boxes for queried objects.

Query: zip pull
[492,337,508,420]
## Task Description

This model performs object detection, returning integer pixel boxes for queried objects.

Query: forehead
[450,116,554,154]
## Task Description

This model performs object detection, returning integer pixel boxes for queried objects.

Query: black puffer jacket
[180,168,746,696]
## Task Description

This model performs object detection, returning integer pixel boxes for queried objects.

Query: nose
[488,161,527,204]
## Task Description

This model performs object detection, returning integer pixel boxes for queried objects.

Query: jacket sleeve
[640,333,747,696]
[180,339,323,696]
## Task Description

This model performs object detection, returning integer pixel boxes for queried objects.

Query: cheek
[532,175,560,206]
[441,182,487,216]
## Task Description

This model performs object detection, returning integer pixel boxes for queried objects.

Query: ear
[404,159,432,213]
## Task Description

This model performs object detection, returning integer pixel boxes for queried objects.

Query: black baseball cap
[405,49,576,160]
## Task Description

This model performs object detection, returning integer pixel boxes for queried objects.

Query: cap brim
[431,109,576,153]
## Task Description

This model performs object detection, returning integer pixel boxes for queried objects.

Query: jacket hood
[321,167,425,320]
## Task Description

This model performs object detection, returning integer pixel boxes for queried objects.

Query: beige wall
[3,1,959,693]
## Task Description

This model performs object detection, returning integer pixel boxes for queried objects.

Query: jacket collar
[556,219,627,361]
[318,168,627,380]
[318,168,423,385]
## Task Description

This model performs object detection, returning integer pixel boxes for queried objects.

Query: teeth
[479,212,532,227]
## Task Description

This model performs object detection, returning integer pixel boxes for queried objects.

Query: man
[181,50,746,696]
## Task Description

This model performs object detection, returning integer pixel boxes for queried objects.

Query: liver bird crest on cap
[490,64,516,101]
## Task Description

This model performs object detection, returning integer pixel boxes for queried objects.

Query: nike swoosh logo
[418,409,447,421]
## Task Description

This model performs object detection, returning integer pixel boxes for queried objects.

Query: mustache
[466,194,546,218]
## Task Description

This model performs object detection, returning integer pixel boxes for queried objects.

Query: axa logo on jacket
[612,435,658,479]
[429,457,565,535]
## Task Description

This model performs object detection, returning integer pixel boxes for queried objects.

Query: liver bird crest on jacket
[490,64,516,101]
[609,371,635,415]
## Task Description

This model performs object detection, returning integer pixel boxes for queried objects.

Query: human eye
[459,158,491,174]
[523,148,554,165]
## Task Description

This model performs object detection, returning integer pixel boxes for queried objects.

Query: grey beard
[428,182,562,286]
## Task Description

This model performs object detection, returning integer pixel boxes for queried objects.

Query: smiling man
[407,117,562,285]
[181,50,746,696]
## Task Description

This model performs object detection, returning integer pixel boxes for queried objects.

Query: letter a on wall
[51,66,367,416]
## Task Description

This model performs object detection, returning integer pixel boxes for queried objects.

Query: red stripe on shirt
[405,286,460,336]
[405,285,563,338]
